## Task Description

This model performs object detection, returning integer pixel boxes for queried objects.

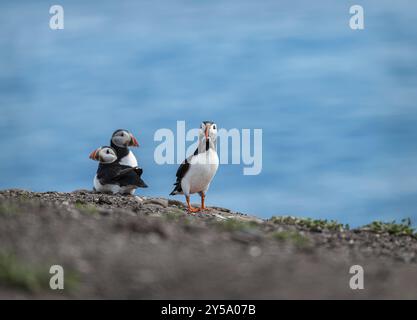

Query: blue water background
[1,0,417,227]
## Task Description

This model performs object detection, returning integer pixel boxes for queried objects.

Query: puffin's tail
[169,182,181,196]
[137,178,148,188]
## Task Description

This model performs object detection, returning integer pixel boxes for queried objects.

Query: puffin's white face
[111,129,139,148]
[89,147,117,163]
[199,122,217,142]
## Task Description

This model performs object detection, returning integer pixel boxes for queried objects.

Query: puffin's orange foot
[200,194,210,213]
[186,196,200,213]
[187,206,200,213]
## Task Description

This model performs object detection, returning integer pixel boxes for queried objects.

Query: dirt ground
[0,189,416,299]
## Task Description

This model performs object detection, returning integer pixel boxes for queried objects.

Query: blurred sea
[1,0,417,227]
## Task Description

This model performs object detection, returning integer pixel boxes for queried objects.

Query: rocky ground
[0,189,416,299]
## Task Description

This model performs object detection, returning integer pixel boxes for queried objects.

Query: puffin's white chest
[119,151,138,167]
[182,149,219,194]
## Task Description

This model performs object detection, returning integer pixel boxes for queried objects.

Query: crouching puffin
[170,121,219,212]
[110,129,139,167]
[89,146,148,194]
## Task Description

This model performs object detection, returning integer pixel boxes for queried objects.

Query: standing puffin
[89,146,148,194]
[110,129,139,167]
[170,121,219,212]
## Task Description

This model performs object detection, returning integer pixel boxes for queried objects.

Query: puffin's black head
[89,146,118,164]
[111,129,139,148]
[199,121,217,141]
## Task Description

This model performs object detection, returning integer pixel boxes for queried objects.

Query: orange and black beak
[89,148,100,161]
[129,133,139,147]
[205,125,210,140]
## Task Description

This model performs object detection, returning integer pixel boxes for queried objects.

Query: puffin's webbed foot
[186,196,200,213]
[188,206,200,213]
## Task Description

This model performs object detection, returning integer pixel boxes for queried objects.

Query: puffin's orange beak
[89,149,98,160]
[129,134,139,147]
[205,126,209,139]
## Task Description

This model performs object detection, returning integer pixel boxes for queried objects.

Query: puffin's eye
[212,124,216,129]
[121,133,124,137]
[106,149,110,154]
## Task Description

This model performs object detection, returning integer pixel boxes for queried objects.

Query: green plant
[215,218,260,232]
[75,201,98,215]
[0,203,20,216]
[362,219,416,237]
[272,231,311,248]
[0,252,49,292]
[270,216,347,232]
[163,208,185,221]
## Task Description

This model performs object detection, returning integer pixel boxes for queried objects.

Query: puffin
[170,121,219,212]
[89,146,148,194]
[110,129,139,167]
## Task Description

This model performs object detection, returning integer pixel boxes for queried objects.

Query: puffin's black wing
[114,166,138,178]
[96,163,122,184]
[169,161,189,195]
[169,148,198,195]
[97,163,148,188]
[113,165,147,188]
[114,169,148,188]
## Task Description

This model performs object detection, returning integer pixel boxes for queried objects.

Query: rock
[168,199,186,207]
[143,199,168,208]
[0,189,416,299]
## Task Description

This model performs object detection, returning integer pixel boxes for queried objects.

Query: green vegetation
[215,218,260,232]
[0,252,49,292]
[0,203,20,216]
[271,230,311,248]
[0,251,80,293]
[17,193,30,201]
[60,270,80,293]
[75,201,98,215]
[270,216,347,232]
[163,208,186,222]
[362,218,416,237]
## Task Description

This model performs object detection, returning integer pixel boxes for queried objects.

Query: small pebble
[249,246,262,257]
